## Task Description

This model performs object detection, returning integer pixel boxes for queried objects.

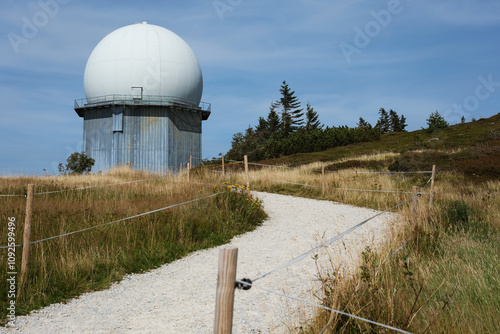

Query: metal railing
[74,94,211,112]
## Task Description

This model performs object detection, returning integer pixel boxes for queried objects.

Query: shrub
[58,152,95,175]
[423,111,449,133]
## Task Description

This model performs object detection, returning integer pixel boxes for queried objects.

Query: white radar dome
[83,22,203,106]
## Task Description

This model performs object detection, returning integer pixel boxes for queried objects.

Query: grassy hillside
[1,115,498,331]
[234,114,499,333]
[262,114,500,181]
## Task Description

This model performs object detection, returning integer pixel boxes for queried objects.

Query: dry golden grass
[300,152,400,171]
[1,154,497,332]
[206,154,499,334]
[0,169,266,323]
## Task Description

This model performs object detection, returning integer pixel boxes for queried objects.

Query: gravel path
[5,192,398,334]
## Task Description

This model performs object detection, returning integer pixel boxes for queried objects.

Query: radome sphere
[83,22,203,106]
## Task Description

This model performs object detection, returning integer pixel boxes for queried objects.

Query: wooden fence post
[321,166,326,196]
[187,163,190,182]
[412,186,418,226]
[222,156,225,177]
[190,155,193,170]
[214,246,238,334]
[244,155,250,193]
[429,165,436,208]
[180,163,183,174]
[20,184,34,285]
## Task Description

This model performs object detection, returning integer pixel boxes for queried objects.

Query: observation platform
[74,94,211,120]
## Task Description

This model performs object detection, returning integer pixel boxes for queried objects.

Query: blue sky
[1,0,499,174]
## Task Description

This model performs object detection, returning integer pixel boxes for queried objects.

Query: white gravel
[4,192,399,334]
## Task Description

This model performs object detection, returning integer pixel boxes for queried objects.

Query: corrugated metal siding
[83,104,203,173]
[168,108,202,169]
[126,106,169,173]
[112,109,123,132]
[83,107,113,173]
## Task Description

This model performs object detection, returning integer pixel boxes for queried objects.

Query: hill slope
[261,113,500,181]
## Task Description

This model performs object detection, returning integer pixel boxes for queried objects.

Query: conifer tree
[277,81,303,134]
[389,109,401,132]
[305,102,322,131]
[267,103,281,134]
[255,116,269,140]
[398,114,408,132]
[357,117,372,128]
[424,111,449,132]
[375,108,390,133]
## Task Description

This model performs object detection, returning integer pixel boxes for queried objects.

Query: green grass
[0,172,266,324]
[219,114,500,333]
[2,114,499,330]
[260,114,500,181]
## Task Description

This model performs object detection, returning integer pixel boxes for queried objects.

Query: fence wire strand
[236,280,413,334]
[246,161,432,175]
[210,170,432,195]
[0,192,223,249]
[33,175,170,196]
[251,194,421,283]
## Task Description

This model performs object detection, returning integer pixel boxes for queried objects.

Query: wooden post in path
[214,246,238,334]
[244,155,250,193]
[20,184,35,285]
[222,156,225,177]
[187,163,190,182]
[412,186,418,226]
[321,166,326,196]
[429,165,436,208]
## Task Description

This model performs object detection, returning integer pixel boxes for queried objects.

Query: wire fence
[246,161,433,175]
[0,175,173,198]
[231,189,425,334]
[2,156,437,333]
[219,158,436,333]
[0,158,204,198]
[34,175,170,196]
[236,279,413,334]
[209,168,433,196]
[250,193,420,283]
[0,192,223,249]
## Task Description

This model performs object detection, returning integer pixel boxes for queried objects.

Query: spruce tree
[357,117,372,128]
[424,111,449,132]
[375,108,390,133]
[277,81,303,134]
[255,116,269,140]
[389,109,400,132]
[305,102,322,131]
[398,114,408,132]
[267,103,281,134]
[387,109,408,132]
